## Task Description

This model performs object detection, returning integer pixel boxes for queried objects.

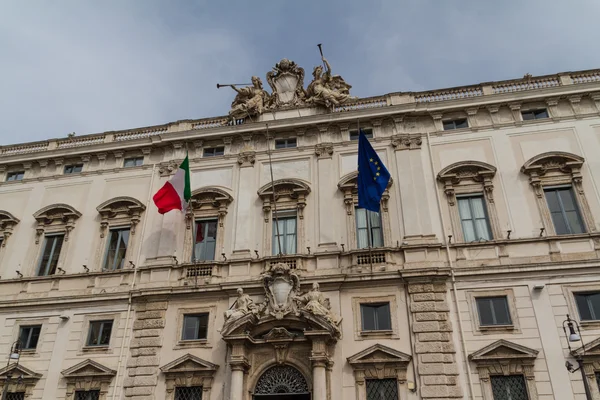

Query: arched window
[337,172,392,250]
[437,161,500,242]
[96,197,146,271]
[184,187,233,262]
[32,204,81,276]
[521,151,595,235]
[254,365,310,396]
[258,179,311,256]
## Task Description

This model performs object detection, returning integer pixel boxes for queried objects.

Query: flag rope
[358,118,374,273]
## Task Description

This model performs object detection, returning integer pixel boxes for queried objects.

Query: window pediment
[0,363,42,381]
[347,344,411,383]
[0,363,42,397]
[186,187,234,229]
[160,354,218,395]
[258,179,311,221]
[61,359,116,379]
[572,336,600,358]
[521,151,584,178]
[0,210,20,245]
[337,171,393,214]
[438,160,497,187]
[33,203,81,242]
[96,197,145,237]
[160,353,219,375]
[469,339,538,363]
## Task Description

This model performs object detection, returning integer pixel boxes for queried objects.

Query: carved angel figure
[224,288,257,323]
[306,58,355,108]
[228,76,272,120]
[299,283,340,325]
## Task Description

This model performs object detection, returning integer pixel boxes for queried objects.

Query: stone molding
[0,210,20,246]
[237,151,256,167]
[391,134,422,150]
[96,196,146,238]
[0,363,42,399]
[61,359,116,400]
[160,353,218,400]
[314,143,334,158]
[521,151,595,235]
[33,203,82,243]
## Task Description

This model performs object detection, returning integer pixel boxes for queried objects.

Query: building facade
[1,63,600,400]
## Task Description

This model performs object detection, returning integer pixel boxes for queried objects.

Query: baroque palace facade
[1,60,600,400]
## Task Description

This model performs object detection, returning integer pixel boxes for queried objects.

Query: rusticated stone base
[408,282,463,399]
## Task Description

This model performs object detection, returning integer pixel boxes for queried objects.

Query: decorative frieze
[391,134,422,151]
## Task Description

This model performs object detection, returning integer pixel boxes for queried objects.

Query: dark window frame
[350,128,373,141]
[490,375,529,400]
[64,164,83,174]
[443,118,469,131]
[574,292,600,321]
[86,320,113,347]
[274,138,297,149]
[6,171,25,182]
[272,212,297,255]
[174,386,203,400]
[18,325,42,350]
[74,390,101,400]
[360,302,392,332]
[203,147,225,157]
[355,207,383,249]
[193,219,218,261]
[123,157,144,168]
[103,227,130,270]
[5,392,25,400]
[543,186,586,235]
[181,313,209,341]
[365,378,399,400]
[37,234,65,276]
[521,108,549,121]
[476,296,513,326]
[456,194,493,242]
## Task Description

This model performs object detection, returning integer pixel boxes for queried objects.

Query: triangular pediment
[160,354,218,374]
[573,336,600,357]
[61,359,116,378]
[469,340,538,362]
[0,363,42,380]
[348,344,412,366]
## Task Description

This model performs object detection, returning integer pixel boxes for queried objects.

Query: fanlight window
[254,366,309,395]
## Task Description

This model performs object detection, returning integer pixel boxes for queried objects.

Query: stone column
[306,331,331,400]
[311,360,327,400]
[408,279,462,399]
[229,365,245,400]
[315,143,337,251]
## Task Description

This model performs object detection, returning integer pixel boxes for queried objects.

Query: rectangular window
[182,313,209,341]
[544,187,585,235]
[457,195,492,241]
[0,238,3,248]
[360,303,392,331]
[275,138,297,149]
[174,387,203,400]
[203,147,225,157]
[64,164,83,174]
[355,208,383,249]
[75,391,100,400]
[272,212,297,255]
[443,118,469,131]
[18,325,41,350]
[37,234,65,276]
[103,228,130,270]
[6,171,25,181]
[574,292,600,321]
[193,219,218,261]
[490,375,529,400]
[521,109,549,121]
[5,393,25,400]
[366,379,398,400]
[476,296,512,326]
[350,128,373,141]
[123,157,144,168]
[86,320,113,347]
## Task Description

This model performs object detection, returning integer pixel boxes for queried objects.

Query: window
[574,292,600,321]
[75,391,100,400]
[350,128,373,141]
[355,208,383,249]
[457,195,492,241]
[275,138,297,149]
[193,219,217,261]
[6,171,24,181]
[595,372,600,393]
[476,297,512,326]
[18,325,41,350]
[544,187,585,235]
[64,164,83,174]
[203,147,224,157]
[5,393,25,400]
[360,303,391,331]
[182,313,209,341]
[521,109,549,121]
[123,157,143,168]
[103,228,130,270]
[86,320,113,347]
[490,375,529,400]
[37,234,64,276]
[272,213,297,255]
[443,118,469,131]
[366,379,398,400]
[175,386,203,400]
[0,238,3,248]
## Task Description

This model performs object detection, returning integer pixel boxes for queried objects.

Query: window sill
[18,349,38,357]
[478,324,516,333]
[579,320,600,329]
[80,345,112,354]
[358,330,396,339]
[174,339,211,349]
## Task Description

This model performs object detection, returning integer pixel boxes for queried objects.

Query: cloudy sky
[1,0,599,145]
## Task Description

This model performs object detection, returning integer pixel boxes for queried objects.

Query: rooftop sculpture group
[224,57,355,120]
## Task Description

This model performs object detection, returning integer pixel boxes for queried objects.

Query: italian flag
[153,156,191,214]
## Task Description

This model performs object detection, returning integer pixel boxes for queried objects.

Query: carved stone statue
[306,57,355,107]
[298,282,340,325]
[227,77,272,120]
[266,58,306,108]
[224,288,257,324]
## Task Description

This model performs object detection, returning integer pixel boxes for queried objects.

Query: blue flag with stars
[357,130,391,212]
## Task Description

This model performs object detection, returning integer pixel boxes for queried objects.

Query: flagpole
[358,118,374,273]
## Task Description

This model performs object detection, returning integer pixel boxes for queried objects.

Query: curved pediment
[222,312,340,340]
[438,160,497,183]
[521,151,584,176]
[96,196,145,215]
[190,186,234,208]
[33,203,81,224]
[257,179,311,199]
[337,171,393,191]
[0,210,19,225]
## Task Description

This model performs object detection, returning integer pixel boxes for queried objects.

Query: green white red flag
[153,156,191,214]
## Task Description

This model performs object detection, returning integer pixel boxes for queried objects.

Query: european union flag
[357,130,391,212]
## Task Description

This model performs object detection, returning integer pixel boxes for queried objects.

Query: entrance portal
[253,365,311,400]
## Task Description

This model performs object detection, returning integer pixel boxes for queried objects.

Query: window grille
[254,366,309,394]
[174,386,203,400]
[75,390,100,400]
[5,393,25,400]
[357,252,386,265]
[366,379,398,400]
[490,375,529,400]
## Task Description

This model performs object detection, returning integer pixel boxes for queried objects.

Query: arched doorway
[253,365,311,400]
